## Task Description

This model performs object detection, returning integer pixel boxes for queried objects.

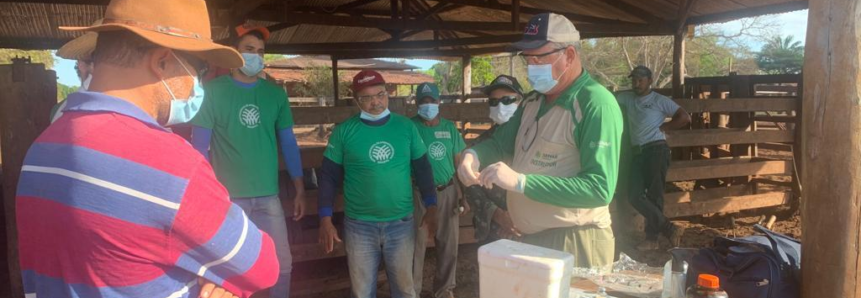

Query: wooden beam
[291,102,491,125]
[674,97,798,113]
[666,158,791,182]
[664,185,751,204]
[264,45,509,58]
[801,0,861,295]
[248,11,526,31]
[604,0,665,24]
[687,1,808,25]
[675,0,697,35]
[0,37,70,50]
[664,192,789,218]
[672,30,686,98]
[665,129,795,147]
[435,0,641,25]
[268,34,520,51]
[511,0,520,31]
[231,0,272,21]
[266,22,299,33]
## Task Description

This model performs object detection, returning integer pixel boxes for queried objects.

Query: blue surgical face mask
[162,52,204,126]
[360,108,391,121]
[527,52,570,94]
[418,103,439,120]
[240,53,264,77]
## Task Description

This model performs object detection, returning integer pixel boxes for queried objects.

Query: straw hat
[57,19,101,61]
[59,0,243,69]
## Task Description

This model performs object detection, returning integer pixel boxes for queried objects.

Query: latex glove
[479,162,526,193]
[457,150,481,186]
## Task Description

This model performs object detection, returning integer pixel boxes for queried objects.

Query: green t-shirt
[324,114,427,222]
[411,116,466,186]
[191,75,295,198]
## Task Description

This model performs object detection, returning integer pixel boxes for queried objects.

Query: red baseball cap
[235,24,270,41]
[352,70,387,93]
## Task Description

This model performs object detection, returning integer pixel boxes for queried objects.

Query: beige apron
[507,98,612,235]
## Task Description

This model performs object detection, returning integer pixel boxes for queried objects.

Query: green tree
[428,57,499,95]
[264,54,285,63]
[57,83,77,101]
[292,65,351,99]
[755,35,804,74]
[0,49,54,68]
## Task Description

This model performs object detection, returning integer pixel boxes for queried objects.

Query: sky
[53,10,808,87]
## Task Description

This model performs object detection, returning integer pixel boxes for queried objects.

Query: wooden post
[462,55,471,103]
[511,0,520,31]
[331,57,340,105]
[801,0,861,297]
[0,61,57,298]
[672,29,686,99]
[509,52,515,76]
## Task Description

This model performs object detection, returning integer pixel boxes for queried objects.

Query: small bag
[687,224,801,298]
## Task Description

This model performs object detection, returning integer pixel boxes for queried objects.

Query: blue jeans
[233,195,292,298]
[344,215,416,298]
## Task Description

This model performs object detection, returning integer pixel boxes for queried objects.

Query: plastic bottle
[660,249,688,298]
[686,274,729,298]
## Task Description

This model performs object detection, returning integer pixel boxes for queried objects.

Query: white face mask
[489,103,518,124]
[77,74,93,92]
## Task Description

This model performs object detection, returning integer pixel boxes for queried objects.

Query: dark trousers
[628,141,672,241]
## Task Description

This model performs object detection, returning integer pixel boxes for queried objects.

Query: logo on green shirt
[369,141,395,164]
[239,104,261,128]
[428,141,447,161]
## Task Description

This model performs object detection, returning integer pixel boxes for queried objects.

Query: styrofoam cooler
[478,239,575,298]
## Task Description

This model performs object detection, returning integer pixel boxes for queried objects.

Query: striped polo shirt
[16,91,278,298]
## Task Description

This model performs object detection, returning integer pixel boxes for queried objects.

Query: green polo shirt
[471,71,623,208]
[411,116,467,186]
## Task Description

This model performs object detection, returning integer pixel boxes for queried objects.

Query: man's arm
[192,126,212,160]
[522,102,624,208]
[412,154,438,207]
[169,162,279,298]
[277,127,306,220]
[318,126,345,253]
[660,107,691,131]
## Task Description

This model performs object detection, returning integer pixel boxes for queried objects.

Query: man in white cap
[15,0,279,297]
[457,13,623,268]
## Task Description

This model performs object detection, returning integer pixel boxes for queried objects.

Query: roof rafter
[686,1,808,25]
[434,0,643,25]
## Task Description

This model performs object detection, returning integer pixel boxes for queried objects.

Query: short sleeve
[410,122,428,160]
[323,125,344,164]
[657,94,681,117]
[452,122,466,154]
[191,83,217,129]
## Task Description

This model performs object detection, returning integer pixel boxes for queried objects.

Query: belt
[436,179,454,191]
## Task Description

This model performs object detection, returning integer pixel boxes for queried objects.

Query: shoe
[667,222,686,247]
[636,239,659,251]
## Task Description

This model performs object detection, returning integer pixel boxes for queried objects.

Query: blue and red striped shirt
[16,92,278,298]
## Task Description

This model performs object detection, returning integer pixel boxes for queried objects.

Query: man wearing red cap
[317,70,438,298]
[191,24,304,298]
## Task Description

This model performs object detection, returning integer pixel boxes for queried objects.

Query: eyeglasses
[357,90,389,103]
[488,95,518,107]
[518,47,566,64]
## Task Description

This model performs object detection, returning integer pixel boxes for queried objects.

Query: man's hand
[492,209,522,239]
[319,217,341,254]
[479,162,524,193]
[457,151,481,186]
[420,206,439,239]
[292,178,306,221]
[198,278,237,298]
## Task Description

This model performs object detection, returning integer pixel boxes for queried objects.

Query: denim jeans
[627,141,672,241]
[344,215,416,298]
[232,195,292,298]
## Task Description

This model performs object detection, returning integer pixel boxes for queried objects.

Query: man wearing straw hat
[15,0,279,297]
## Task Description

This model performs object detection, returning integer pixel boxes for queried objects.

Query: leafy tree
[0,49,54,68]
[57,83,77,101]
[755,35,804,74]
[292,65,351,99]
[264,54,285,63]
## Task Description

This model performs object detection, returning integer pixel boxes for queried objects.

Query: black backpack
[687,225,801,298]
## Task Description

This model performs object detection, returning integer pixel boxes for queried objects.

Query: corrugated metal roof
[267,68,433,85]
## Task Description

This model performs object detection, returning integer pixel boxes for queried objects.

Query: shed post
[800,0,861,297]
[462,55,471,103]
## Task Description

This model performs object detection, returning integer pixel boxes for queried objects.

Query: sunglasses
[488,96,518,107]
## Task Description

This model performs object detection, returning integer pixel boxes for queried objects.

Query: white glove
[479,162,526,193]
[457,149,481,186]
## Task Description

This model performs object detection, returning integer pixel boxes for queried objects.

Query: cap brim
[57,32,97,60]
[61,24,243,69]
[483,84,521,96]
[510,39,549,51]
